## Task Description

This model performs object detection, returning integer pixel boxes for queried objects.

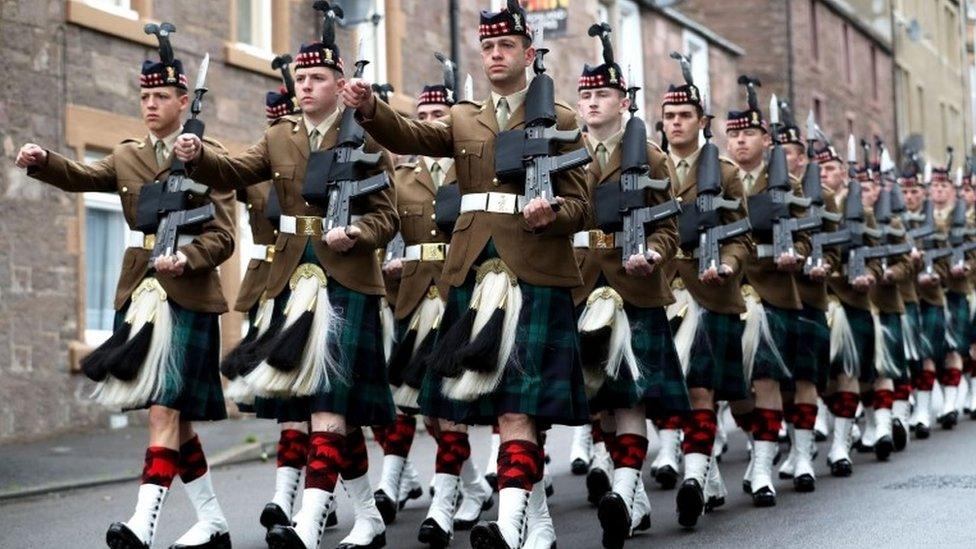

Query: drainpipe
[450,0,461,77]
[786,0,795,107]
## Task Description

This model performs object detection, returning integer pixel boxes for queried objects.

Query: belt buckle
[486,192,515,214]
[420,243,445,261]
[143,234,156,251]
[264,246,276,263]
[295,216,322,236]
[589,230,615,249]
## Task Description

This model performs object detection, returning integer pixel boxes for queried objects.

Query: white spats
[650,429,681,479]
[455,458,493,525]
[778,424,797,479]
[485,432,500,479]
[425,473,461,539]
[749,440,778,500]
[910,390,933,429]
[290,488,338,549]
[172,472,230,547]
[271,466,302,520]
[523,481,556,549]
[815,398,832,438]
[339,475,386,547]
[683,453,709,486]
[569,425,593,474]
[828,417,854,466]
[494,487,532,548]
[792,429,816,484]
[376,455,407,507]
[123,483,169,546]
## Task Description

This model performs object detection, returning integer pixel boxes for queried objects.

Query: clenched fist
[15,144,47,169]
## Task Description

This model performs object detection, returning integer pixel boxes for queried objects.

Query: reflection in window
[83,150,128,344]
[236,0,273,54]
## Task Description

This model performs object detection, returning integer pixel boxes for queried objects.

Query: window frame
[82,184,131,345]
[682,29,710,115]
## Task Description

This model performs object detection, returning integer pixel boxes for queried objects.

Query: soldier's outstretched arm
[189,132,273,192]
[24,145,117,193]
[354,89,453,159]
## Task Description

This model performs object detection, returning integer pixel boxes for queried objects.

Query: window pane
[238,0,254,45]
[85,207,126,331]
[619,0,644,117]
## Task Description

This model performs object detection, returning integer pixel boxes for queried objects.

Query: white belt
[404,243,449,261]
[572,230,621,249]
[248,243,275,262]
[280,214,362,236]
[460,192,527,215]
[126,231,194,251]
[756,244,775,258]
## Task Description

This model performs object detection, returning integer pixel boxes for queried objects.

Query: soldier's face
[784,143,806,177]
[860,180,879,207]
[577,88,628,130]
[726,128,767,165]
[417,104,450,124]
[661,104,705,149]
[295,67,344,118]
[931,180,953,205]
[902,185,923,211]
[820,160,844,191]
[480,36,534,86]
[140,87,188,135]
[962,184,975,206]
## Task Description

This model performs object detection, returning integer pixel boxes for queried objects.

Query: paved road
[3,418,976,548]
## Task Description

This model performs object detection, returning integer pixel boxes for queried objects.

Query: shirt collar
[423,156,454,175]
[148,128,180,153]
[490,85,529,119]
[669,146,702,171]
[739,161,765,184]
[585,128,625,158]
[304,108,341,140]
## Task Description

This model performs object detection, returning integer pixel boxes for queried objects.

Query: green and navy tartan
[919,301,947,365]
[581,301,691,419]
[684,308,749,401]
[419,241,591,427]
[291,243,396,427]
[878,311,908,383]
[114,298,227,422]
[945,291,971,354]
[242,301,312,423]
[904,302,924,377]
[829,304,876,384]
[798,305,830,392]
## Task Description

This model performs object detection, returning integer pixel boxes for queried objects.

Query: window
[682,30,710,115]
[916,85,925,133]
[618,0,645,116]
[809,0,819,62]
[940,102,948,152]
[235,0,273,56]
[870,46,879,100]
[82,150,131,345]
[842,24,852,84]
[358,0,388,85]
[895,67,910,137]
[83,0,137,20]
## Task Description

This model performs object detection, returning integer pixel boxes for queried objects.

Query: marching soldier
[16,24,234,549]
[343,2,592,547]
[659,54,752,527]
[176,5,398,548]
[574,24,689,547]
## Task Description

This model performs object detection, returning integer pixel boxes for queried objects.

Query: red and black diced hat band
[266,85,299,120]
[295,42,344,72]
[777,125,804,146]
[726,109,766,132]
[578,63,626,92]
[479,4,531,41]
[813,144,841,164]
[417,84,455,106]
[661,83,702,110]
[140,60,188,90]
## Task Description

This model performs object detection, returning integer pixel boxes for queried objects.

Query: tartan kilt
[798,305,831,392]
[241,301,312,423]
[829,304,876,384]
[582,303,691,419]
[945,291,971,355]
[290,244,395,427]
[685,309,749,401]
[878,311,908,383]
[904,302,924,377]
[391,318,422,415]
[750,303,810,384]
[418,243,591,427]
[114,299,227,422]
[919,301,947,365]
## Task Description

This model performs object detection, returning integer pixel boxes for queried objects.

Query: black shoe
[778,468,794,480]
[546,482,554,497]
[793,474,815,493]
[855,439,874,453]
[586,468,611,505]
[597,492,629,549]
[105,523,147,549]
[454,495,494,530]
[970,409,976,421]
[675,479,704,528]
[938,411,958,430]
[470,522,513,549]
[814,430,828,442]
[742,479,752,495]
[418,518,452,548]
[874,435,893,461]
[336,531,386,549]
[571,458,590,475]
[399,486,423,510]
[892,419,907,451]
[374,489,397,525]
[915,424,930,439]
[751,486,776,507]
[654,465,679,490]
[484,473,498,492]
[260,503,290,530]
[266,526,305,549]
[169,531,231,549]
[326,510,338,528]
[829,459,852,477]
[705,495,725,513]
[633,513,651,532]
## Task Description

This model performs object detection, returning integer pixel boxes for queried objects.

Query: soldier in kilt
[345,3,593,546]
[573,27,690,546]
[724,87,814,505]
[658,58,752,526]
[930,163,970,429]
[18,27,235,548]
[178,6,398,548]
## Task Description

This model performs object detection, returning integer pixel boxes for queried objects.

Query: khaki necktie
[496,97,510,130]
[743,173,755,194]
[309,128,322,151]
[430,162,444,188]
[154,139,167,167]
[596,143,608,172]
[676,159,689,185]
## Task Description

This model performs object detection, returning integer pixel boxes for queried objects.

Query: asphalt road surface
[3,418,976,548]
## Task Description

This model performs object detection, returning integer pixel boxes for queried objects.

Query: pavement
[2,414,976,548]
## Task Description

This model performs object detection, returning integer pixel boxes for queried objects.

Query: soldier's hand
[174,134,203,162]
[852,274,874,292]
[326,225,360,252]
[15,144,47,169]
[625,251,660,277]
[700,263,733,285]
[808,264,828,281]
[882,268,895,284]
[951,264,968,278]
[154,251,187,277]
[383,258,404,278]
[342,78,377,118]
[522,196,563,231]
[775,252,801,272]
[918,272,940,287]
[910,247,923,266]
